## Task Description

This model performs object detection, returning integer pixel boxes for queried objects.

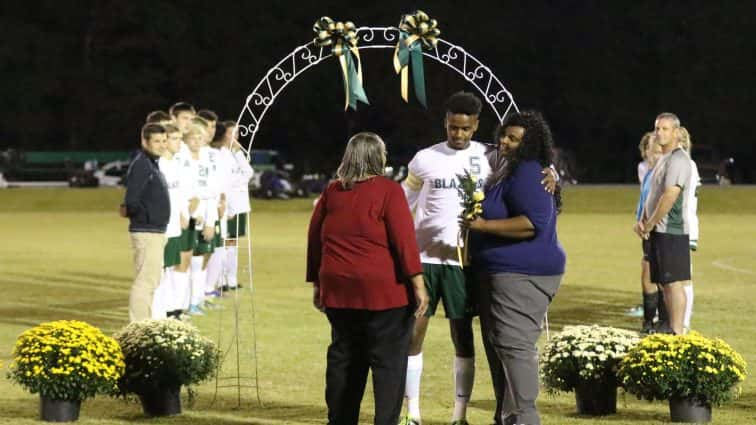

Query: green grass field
[0,186,754,424]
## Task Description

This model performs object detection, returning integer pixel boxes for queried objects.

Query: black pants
[325,306,414,425]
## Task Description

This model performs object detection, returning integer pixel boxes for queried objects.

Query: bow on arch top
[313,17,369,110]
[394,10,441,108]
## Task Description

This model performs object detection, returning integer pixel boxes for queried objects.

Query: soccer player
[169,102,196,134]
[678,127,700,333]
[121,123,170,322]
[636,112,692,335]
[146,110,173,126]
[184,123,218,315]
[218,121,254,290]
[634,132,667,333]
[205,119,235,297]
[152,123,191,319]
[400,92,490,425]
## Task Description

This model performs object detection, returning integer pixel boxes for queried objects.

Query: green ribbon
[313,17,369,111]
[393,10,440,108]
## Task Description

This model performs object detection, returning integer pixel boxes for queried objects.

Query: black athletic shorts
[648,232,691,284]
[642,239,651,261]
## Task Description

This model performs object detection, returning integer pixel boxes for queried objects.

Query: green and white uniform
[402,140,491,318]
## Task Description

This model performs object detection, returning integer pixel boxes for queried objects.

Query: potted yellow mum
[7,320,125,422]
[618,331,747,423]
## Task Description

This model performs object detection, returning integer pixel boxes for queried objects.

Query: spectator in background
[634,133,668,333]
[120,123,170,322]
[307,132,429,425]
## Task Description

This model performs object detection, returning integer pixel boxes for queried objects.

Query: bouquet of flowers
[618,331,747,405]
[114,319,218,395]
[541,325,640,393]
[7,320,125,401]
[456,169,484,267]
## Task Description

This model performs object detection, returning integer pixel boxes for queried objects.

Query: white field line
[711,258,756,276]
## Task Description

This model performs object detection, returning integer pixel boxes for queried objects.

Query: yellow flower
[472,192,485,202]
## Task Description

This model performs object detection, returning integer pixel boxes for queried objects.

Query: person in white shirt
[678,127,700,333]
[217,121,254,290]
[400,92,488,425]
[184,122,219,315]
[153,123,191,319]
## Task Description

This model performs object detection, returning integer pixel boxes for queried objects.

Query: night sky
[1,1,753,182]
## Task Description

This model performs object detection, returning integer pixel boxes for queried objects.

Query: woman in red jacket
[307,132,429,425]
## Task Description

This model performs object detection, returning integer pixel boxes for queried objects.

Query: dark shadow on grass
[547,284,641,331]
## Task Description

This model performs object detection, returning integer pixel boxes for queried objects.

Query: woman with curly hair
[466,111,566,425]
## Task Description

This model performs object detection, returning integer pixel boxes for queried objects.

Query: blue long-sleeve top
[471,160,566,275]
[636,168,654,221]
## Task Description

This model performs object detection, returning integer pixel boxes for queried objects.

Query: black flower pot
[138,385,181,417]
[40,397,81,422]
[574,381,617,415]
[669,397,712,423]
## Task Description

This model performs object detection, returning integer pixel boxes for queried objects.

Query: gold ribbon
[313,17,369,110]
[393,10,440,106]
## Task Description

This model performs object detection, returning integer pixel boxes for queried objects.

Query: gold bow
[313,17,368,110]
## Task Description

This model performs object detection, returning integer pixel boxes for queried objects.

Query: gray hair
[655,112,681,128]
[337,132,386,189]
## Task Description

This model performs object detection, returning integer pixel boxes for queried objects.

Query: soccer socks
[405,353,423,420]
[683,284,694,331]
[190,256,206,306]
[205,246,226,293]
[226,245,238,288]
[172,270,191,311]
[642,291,659,323]
[452,356,475,421]
[151,269,171,319]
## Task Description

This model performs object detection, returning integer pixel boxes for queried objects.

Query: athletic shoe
[641,320,655,334]
[399,416,421,425]
[205,290,222,298]
[625,305,644,317]
[188,304,205,316]
[451,420,469,425]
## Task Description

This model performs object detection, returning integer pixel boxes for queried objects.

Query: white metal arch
[235,26,519,155]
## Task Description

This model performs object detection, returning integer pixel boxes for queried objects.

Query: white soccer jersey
[159,155,189,238]
[182,147,219,226]
[686,160,701,242]
[226,149,254,216]
[402,140,491,265]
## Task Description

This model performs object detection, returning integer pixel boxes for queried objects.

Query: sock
[151,269,170,319]
[172,270,190,311]
[226,246,238,288]
[683,284,694,331]
[205,247,226,293]
[190,256,206,306]
[642,291,659,323]
[452,356,475,421]
[406,353,423,419]
[657,290,668,324]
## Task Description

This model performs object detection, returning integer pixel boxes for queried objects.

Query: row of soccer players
[142,102,254,319]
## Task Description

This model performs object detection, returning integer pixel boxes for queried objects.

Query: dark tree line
[1,1,753,182]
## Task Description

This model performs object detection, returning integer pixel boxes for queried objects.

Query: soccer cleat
[625,305,644,317]
[451,420,470,425]
[641,320,655,334]
[205,290,222,298]
[188,304,205,316]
